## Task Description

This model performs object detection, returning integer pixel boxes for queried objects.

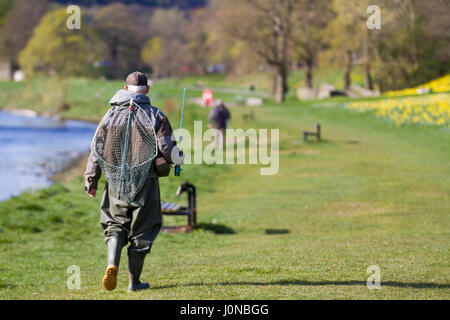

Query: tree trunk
[283,68,288,95]
[363,31,373,90]
[271,75,277,96]
[364,62,373,90]
[274,73,284,103]
[152,67,159,79]
[306,58,313,89]
[344,50,353,90]
[274,64,288,103]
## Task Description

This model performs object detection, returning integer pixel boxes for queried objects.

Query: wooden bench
[242,110,255,122]
[161,182,196,233]
[303,123,321,142]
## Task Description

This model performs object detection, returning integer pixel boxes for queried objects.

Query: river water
[0,111,97,201]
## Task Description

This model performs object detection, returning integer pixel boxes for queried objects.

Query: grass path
[0,84,448,299]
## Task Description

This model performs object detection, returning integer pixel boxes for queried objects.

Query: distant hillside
[51,0,207,9]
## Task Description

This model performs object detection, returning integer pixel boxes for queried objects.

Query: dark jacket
[209,103,230,129]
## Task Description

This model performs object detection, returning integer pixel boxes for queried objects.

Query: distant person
[208,100,231,140]
[84,71,183,292]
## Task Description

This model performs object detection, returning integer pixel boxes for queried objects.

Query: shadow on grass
[303,138,334,145]
[0,280,18,289]
[194,223,236,235]
[152,280,450,290]
[265,229,290,235]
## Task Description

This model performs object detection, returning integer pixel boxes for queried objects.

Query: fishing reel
[174,150,184,176]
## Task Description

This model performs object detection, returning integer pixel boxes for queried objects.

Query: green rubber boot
[102,236,124,291]
[127,252,150,291]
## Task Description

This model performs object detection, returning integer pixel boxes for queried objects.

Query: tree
[93,3,144,78]
[194,0,252,77]
[0,0,48,70]
[141,8,189,78]
[372,0,450,90]
[322,0,449,92]
[321,0,369,90]
[184,8,213,74]
[0,0,13,29]
[223,0,296,103]
[19,9,102,77]
[293,0,333,89]
[141,36,165,78]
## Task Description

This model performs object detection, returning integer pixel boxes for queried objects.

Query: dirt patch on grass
[332,202,387,217]
[293,172,332,178]
[412,190,449,200]
[301,149,321,155]
[280,149,321,156]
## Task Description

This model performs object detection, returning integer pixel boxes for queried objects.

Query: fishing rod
[174,88,186,176]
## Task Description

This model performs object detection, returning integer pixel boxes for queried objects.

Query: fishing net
[91,99,158,203]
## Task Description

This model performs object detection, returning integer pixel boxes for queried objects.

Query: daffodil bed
[346,94,449,127]
[384,75,450,97]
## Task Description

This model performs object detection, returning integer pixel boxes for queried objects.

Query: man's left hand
[88,188,97,198]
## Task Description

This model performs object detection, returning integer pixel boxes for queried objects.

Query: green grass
[0,77,449,299]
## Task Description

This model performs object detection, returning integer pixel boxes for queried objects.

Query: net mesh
[92,100,158,203]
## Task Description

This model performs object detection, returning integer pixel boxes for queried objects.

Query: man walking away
[208,100,230,148]
[84,71,183,292]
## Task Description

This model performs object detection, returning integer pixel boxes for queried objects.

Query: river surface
[0,111,97,201]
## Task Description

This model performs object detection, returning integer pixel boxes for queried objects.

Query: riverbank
[50,153,89,184]
[1,108,39,118]
[0,110,97,202]
[0,106,100,125]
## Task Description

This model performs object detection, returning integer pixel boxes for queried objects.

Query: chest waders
[93,98,159,291]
